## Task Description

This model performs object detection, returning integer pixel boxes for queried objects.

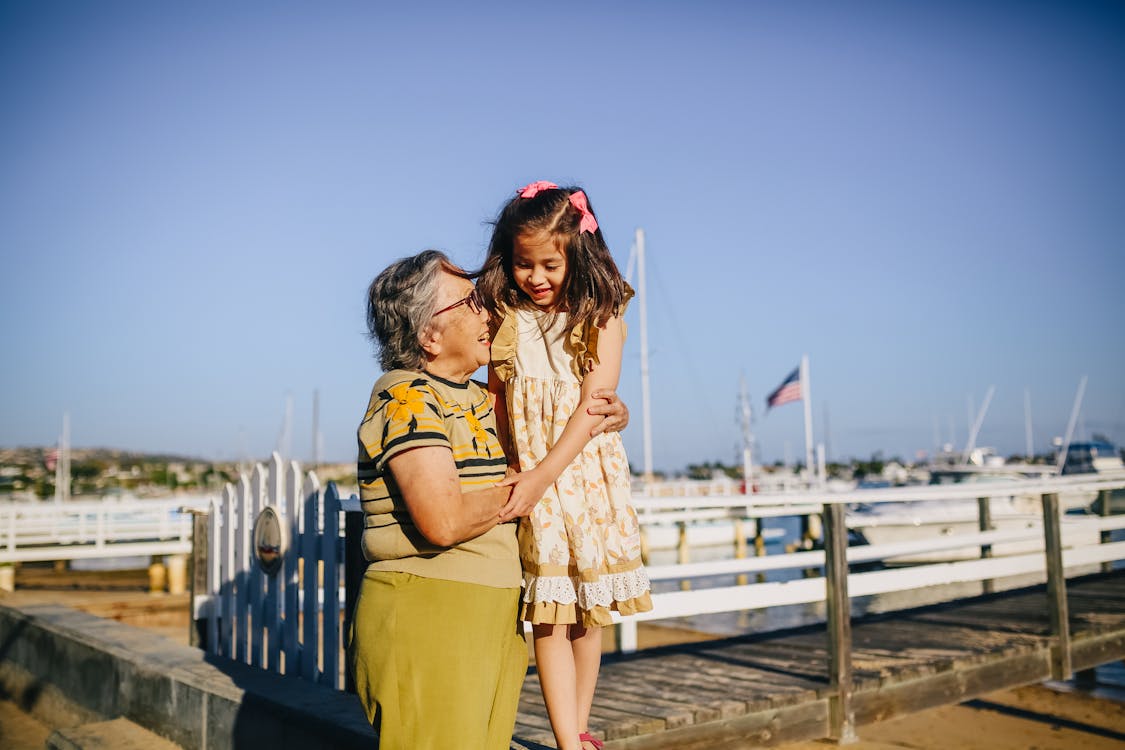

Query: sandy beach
[3,565,1125,749]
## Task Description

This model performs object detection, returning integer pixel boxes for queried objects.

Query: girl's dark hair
[476,185,627,333]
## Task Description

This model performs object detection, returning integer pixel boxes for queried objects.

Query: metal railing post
[824,501,857,744]
[977,496,993,594]
[1041,492,1071,680]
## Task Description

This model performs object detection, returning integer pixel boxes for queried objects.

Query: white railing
[0,497,209,564]
[617,472,1125,635]
[629,515,1125,619]
[634,471,1117,512]
[616,470,1125,741]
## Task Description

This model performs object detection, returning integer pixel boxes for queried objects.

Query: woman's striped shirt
[356,369,518,588]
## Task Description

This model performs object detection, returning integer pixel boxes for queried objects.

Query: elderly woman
[350,250,629,750]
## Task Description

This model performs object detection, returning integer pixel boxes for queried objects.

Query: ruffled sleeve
[567,283,636,380]
[489,305,519,383]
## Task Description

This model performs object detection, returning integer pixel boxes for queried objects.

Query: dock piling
[734,518,748,586]
[1041,491,1072,680]
[824,501,857,744]
[148,555,167,594]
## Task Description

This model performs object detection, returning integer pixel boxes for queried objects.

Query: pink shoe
[579,731,604,750]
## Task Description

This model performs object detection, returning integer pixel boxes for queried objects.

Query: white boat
[631,479,808,553]
[846,461,1096,563]
[1062,439,1125,514]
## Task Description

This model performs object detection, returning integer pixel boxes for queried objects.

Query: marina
[4,4,1124,748]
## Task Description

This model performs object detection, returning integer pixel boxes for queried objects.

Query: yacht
[1062,439,1125,514]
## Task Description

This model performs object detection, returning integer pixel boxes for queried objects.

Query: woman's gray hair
[366,249,464,371]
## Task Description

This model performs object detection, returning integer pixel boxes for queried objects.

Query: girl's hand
[497,468,553,522]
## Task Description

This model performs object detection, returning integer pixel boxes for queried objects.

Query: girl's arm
[488,367,518,472]
[498,315,625,521]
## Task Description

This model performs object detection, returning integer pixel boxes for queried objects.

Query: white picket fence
[201,454,353,689]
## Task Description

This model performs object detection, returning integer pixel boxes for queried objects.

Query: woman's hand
[497,468,553,522]
[587,389,629,436]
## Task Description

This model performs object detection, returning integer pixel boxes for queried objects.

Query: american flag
[766,367,802,409]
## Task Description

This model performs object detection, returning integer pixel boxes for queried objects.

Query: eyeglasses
[433,287,483,317]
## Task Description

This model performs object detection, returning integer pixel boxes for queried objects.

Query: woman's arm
[587,389,630,436]
[488,367,518,469]
[387,446,512,547]
[498,315,625,521]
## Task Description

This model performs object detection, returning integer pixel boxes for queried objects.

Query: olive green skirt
[348,570,528,750]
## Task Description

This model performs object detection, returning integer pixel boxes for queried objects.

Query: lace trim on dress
[522,566,651,610]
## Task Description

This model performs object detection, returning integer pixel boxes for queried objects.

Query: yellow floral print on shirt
[385,382,427,423]
[464,410,489,446]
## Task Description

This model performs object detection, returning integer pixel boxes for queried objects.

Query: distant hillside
[0,447,355,500]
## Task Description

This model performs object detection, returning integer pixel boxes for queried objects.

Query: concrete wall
[0,602,375,750]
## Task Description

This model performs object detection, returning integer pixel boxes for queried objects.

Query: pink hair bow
[517,180,558,198]
[568,190,598,234]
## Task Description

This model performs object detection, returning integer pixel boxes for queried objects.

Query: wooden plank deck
[510,570,1125,749]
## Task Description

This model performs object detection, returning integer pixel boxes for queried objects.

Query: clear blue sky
[2,1,1123,473]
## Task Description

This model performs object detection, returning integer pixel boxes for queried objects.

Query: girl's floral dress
[491,306,652,627]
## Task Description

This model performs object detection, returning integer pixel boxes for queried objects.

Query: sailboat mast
[636,228,653,482]
[1056,375,1087,472]
[961,385,995,463]
[738,373,754,492]
[277,393,294,463]
[312,389,321,469]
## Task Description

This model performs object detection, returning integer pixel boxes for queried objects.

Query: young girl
[479,181,653,750]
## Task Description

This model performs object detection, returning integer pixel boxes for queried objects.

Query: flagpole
[801,354,814,482]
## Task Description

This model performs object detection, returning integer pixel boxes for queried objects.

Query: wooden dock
[511,570,1125,749]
